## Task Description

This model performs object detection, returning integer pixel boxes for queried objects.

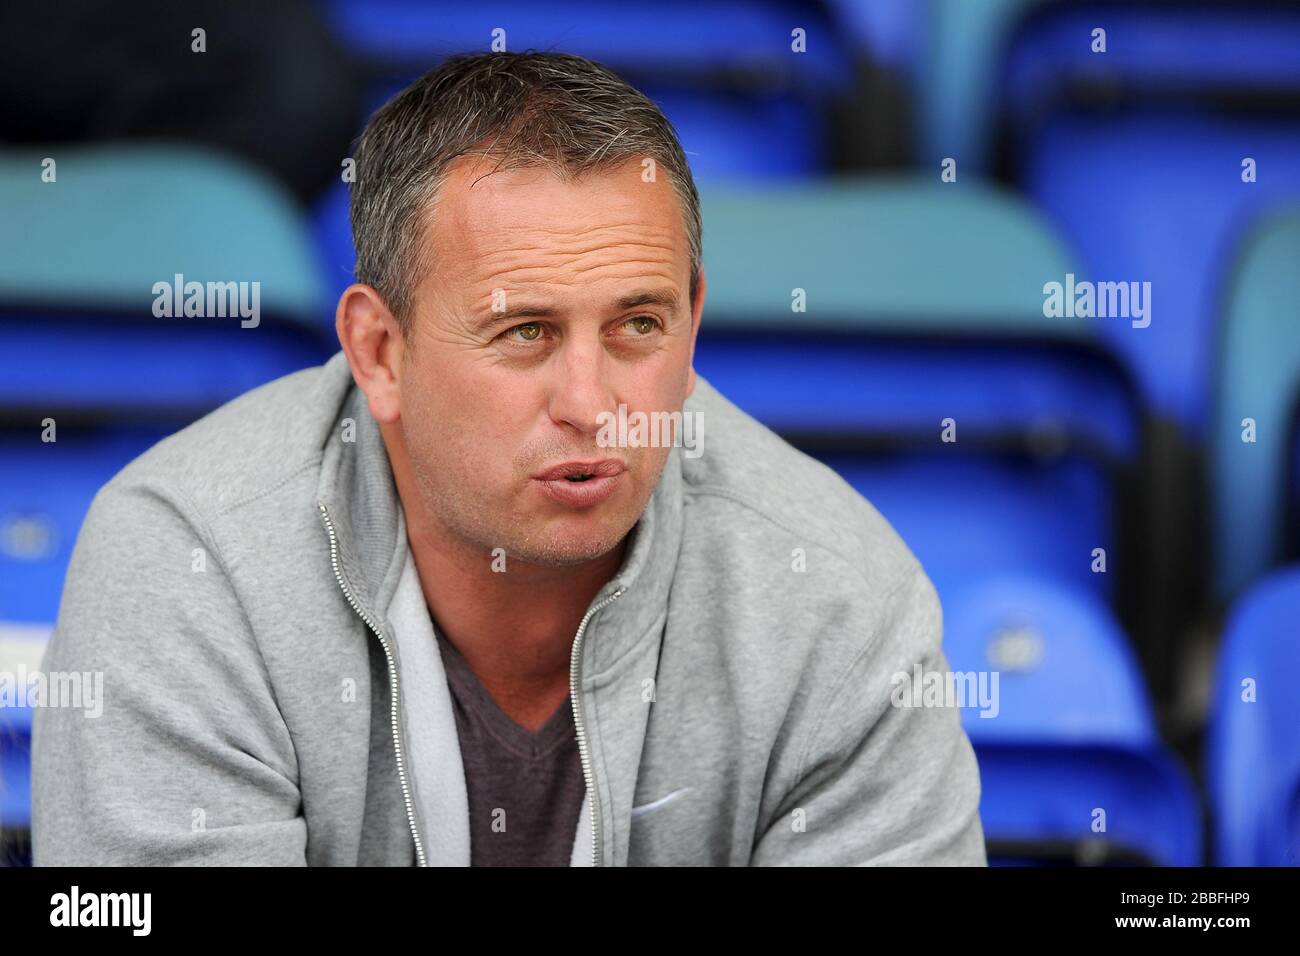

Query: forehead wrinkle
[470,232,682,288]
[472,253,680,297]
[469,217,679,260]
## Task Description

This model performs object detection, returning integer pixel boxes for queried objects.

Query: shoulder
[96,351,352,520]
[670,377,950,801]
[675,376,944,718]
[680,374,926,596]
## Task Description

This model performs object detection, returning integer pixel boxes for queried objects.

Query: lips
[532,459,626,482]
[530,459,627,507]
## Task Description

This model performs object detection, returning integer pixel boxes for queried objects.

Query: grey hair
[349,51,703,335]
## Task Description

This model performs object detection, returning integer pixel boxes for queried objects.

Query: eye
[623,315,662,335]
[503,321,544,343]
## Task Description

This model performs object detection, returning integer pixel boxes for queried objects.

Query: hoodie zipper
[570,585,626,867]
[318,502,428,867]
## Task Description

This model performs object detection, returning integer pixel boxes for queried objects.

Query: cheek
[636,362,692,416]
[436,375,541,472]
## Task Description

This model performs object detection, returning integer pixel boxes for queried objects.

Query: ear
[686,266,707,398]
[336,283,405,424]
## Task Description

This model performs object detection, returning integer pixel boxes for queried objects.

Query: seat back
[945,574,1202,865]
[1206,566,1300,865]
[1212,209,1300,600]
[697,179,1139,600]
[0,145,332,417]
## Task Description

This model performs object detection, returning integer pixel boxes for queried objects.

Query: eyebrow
[473,287,681,333]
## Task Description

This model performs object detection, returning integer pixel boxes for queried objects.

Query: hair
[349,51,703,337]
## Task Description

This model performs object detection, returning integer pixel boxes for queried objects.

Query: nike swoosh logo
[631,787,693,819]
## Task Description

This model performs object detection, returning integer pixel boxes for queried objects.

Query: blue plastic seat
[817,452,1113,601]
[320,0,852,86]
[918,0,1047,173]
[1212,208,1300,600]
[312,180,356,316]
[825,0,922,73]
[944,575,1201,865]
[694,331,1138,463]
[1293,422,1300,556]
[697,178,1138,452]
[1206,565,1300,865]
[1000,6,1300,438]
[1003,6,1300,120]
[920,0,1300,171]
[696,178,1139,602]
[1015,111,1300,441]
[0,145,333,417]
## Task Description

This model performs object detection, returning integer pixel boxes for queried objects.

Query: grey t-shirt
[434,625,586,866]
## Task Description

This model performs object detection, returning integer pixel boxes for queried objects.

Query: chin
[511,511,635,567]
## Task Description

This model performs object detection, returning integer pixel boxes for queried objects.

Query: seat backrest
[696,178,1139,459]
[976,742,1201,865]
[942,574,1156,746]
[0,145,333,414]
[1207,565,1300,864]
[0,144,324,322]
[701,176,1088,334]
[1003,4,1300,121]
[944,573,1201,865]
[319,0,853,85]
[997,5,1300,437]
[923,0,1300,172]
[1212,209,1300,601]
[920,0,1047,172]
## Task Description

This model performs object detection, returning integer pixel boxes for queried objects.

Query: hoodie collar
[314,350,685,673]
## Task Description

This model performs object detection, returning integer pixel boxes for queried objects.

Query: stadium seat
[1009,112,1300,442]
[826,0,922,74]
[1003,4,1300,117]
[696,178,1137,451]
[319,0,852,86]
[0,145,334,417]
[1000,4,1300,437]
[921,0,1300,170]
[918,0,1047,172]
[1205,565,1300,865]
[1292,422,1300,559]
[945,575,1202,865]
[818,452,1112,602]
[1211,208,1300,601]
[695,178,1140,601]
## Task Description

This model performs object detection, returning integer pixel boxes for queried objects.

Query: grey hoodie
[31,349,986,866]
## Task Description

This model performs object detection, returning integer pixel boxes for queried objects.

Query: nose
[545,331,619,441]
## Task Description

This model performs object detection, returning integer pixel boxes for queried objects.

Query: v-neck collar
[433,623,576,759]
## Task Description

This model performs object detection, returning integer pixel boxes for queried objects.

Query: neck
[406,510,627,691]
[382,427,629,707]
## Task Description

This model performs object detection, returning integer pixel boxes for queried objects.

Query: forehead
[425,154,688,281]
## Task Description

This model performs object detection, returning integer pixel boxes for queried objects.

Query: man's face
[395,155,700,566]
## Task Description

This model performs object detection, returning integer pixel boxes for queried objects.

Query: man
[32,52,985,866]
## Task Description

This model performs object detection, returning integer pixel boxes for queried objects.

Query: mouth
[531,459,627,507]
[532,459,626,482]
